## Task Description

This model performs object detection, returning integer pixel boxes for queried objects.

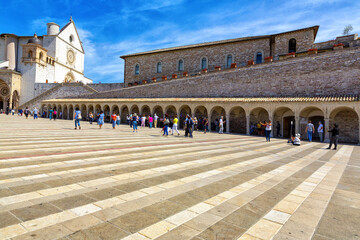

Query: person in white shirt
[219,116,225,134]
[317,121,324,142]
[33,107,38,119]
[154,114,159,128]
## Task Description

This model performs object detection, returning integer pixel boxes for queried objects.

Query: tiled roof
[43,95,360,103]
[120,26,319,58]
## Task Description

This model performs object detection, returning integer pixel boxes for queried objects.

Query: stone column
[324,118,330,143]
[226,113,230,134]
[246,114,250,135]
[295,116,300,134]
[358,120,360,145]
[269,115,274,137]
[208,112,211,133]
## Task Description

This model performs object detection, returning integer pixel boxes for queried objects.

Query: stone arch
[11,90,19,109]
[57,105,63,119]
[68,104,74,120]
[88,105,94,116]
[194,105,208,131]
[330,107,359,143]
[165,105,177,117]
[64,72,75,83]
[120,105,129,124]
[179,105,192,129]
[229,106,246,134]
[111,105,120,115]
[250,107,269,135]
[141,105,151,116]
[0,79,10,110]
[81,104,87,120]
[210,106,226,131]
[300,106,324,141]
[130,104,140,115]
[103,105,111,122]
[63,105,68,120]
[95,104,101,115]
[273,106,295,138]
[153,105,164,117]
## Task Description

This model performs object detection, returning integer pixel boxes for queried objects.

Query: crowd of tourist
[3,107,340,149]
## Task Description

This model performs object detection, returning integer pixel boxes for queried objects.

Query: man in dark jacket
[184,115,193,138]
[327,123,339,150]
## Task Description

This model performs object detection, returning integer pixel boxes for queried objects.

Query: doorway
[283,116,295,138]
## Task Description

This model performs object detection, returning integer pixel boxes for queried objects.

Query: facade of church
[0,18,92,110]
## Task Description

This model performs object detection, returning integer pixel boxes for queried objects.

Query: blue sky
[1,0,359,83]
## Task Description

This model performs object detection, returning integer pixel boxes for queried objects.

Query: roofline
[120,25,319,59]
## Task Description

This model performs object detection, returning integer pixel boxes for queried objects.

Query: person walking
[262,120,272,142]
[98,111,104,129]
[74,108,81,130]
[219,116,225,134]
[33,107,38,119]
[89,112,94,124]
[141,115,146,128]
[317,121,324,142]
[171,115,180,135]
[154,114,158,128]
[327,123,339,150]
[129,114,133,128]
[305,120,315,142]
[126,115,130,126]
[111,112,117,129]
[204,117,209,134]
[185,115,193,138]
[132,113,138,132]
[116,114,120,126]
[149,115,153,128]
[163,114,170,136]
[53,108,57,120]
[24,107,30,119]
[49,108,53,120]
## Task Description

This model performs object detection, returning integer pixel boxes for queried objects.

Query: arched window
[39,52,43,60]
[201,57,207,70]
[28,51,33,58]
[69,35,73,43]
[135,64,140,75]
[178,59,184,71]
[256,52,262,64]
[226,55,233,68]
[156,62,162,73]
[289,38,296,53]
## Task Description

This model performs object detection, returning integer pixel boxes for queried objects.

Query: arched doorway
[194,106,208,131]
[81,104,87,121]
[229,106,246,134]
[63,105,68,119]
[330,107,359,143]
[0,80,10,110]
[120,105,129,124]
[165,105,177,117]
[141,105,151,116]
[95,104,101,115]
[57,105,63,119]
[88,105,94,116]
[12,91,19,109]
[250,107,269,136]
[111,105,120,115]
[179,105,191,129]
[104,105,110,122]
[300,106,324,141]
[130,105,139,115]
[153,106,164,128]
[273,107,295,138]
[210,106,226,131]
[69,105,74,120]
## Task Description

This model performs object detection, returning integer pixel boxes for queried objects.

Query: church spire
[70,15,73,22]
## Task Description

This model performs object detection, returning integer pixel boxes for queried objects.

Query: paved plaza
[0,115,359,240]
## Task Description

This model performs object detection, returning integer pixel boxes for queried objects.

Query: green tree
[343,25,353,35]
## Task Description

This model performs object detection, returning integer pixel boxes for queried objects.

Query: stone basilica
[0,17,93,110]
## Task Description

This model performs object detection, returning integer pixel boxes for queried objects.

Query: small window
[69,35,73,43]
[289,38,296,53]
[135,64,140,75]
[157,62,162,73]
[256,52,262,64]
[28,51,33,58]
[39,52,43,60]
[201,57,207,70]
[226,55,233,68]
[178,59,184,71]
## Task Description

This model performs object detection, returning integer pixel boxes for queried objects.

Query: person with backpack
[74,108,81,130]
[185,115,193,138]
[24,107,30,119]
[163,114,170,136]
[327,124,339,150]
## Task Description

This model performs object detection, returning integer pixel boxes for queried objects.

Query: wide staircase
[0,116,358,240]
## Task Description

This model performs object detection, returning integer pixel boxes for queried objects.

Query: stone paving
[0,115,359,240]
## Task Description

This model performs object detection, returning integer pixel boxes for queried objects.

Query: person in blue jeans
[163,114,170,136]
[74,108,81,130]
[305,120,315,142]
[133,113,138,132]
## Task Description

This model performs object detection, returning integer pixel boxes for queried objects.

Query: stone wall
[330,110,359,143]
[80,47,360,99]
[88,83,123,92]
[123,28,316,85]
[34,83,58,97]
